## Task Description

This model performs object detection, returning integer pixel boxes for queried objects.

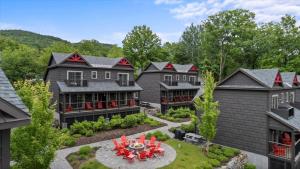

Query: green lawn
[160,139,211,169]
[79,160,109,169]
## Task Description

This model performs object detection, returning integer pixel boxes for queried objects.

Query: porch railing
[116,80,135,86]
[59,99,139,113]
[161,95,193,104]
[268,141,292,159]
[163,80,178,86]
[189,81,201,86]
[65,79,88,87]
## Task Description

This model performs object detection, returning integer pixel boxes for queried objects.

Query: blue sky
[0,0,299,46]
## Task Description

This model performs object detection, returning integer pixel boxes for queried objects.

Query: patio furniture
[121,135,130,147]
[85,102,93,110]
[128,99,135,107]
[66,104,72,112]
[184,133,204,144]
[272,144,286,157]
[96,101,103,109]
[146,147,155,158]
[124,149,135,162]
[139,134,145,144]
[282,133,292,145]
[147,136,156,147]
[112,139,124,151]
[154,142,165,156]
[111,100,118,108]
[116,147,125,156]
[137,151,147,161]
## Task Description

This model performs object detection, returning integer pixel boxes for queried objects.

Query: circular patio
[95,140,176,169]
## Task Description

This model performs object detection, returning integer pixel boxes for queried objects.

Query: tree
[11,81,59,169]
[122,25,162,69]
[107,45,124,58]
[194,71,219,152]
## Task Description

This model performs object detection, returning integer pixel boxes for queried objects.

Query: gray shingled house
[214,68,300,169]
[0,69,30,169]
[44,52,142,127]
[136,62,201,113]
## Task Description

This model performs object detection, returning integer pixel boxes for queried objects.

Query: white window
[189,76,196,82]
[272,95,279,109]
[164,75,172,82]
[91,71,97,79]
[105,71,111,79]
[183,75,186,81]
[286,92,289,102]
[67,71,83,81]
[290,92,295,103]
[117,73,129,86]
[176,75,180,81]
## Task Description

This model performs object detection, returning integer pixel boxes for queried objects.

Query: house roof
[151,62,169,70]
[281,72,296,88]
[51,52,128,68]
[148,62,195,72]
[241,68,279,88]
[267,108,300,131]
[160,82,201,90]
[57,81,143,93]
[0,69,30,129]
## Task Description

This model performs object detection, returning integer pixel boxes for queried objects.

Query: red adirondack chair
[147,136,156,147]
[128,99,135,107]
[272,144,286,157]
[85,102,93,110]
[146,147,155,158]
[66,104,72,112]
[111,100,118,108]
[121,135,129,147]
[123,149,135,162]
[139,134,145,144]
[116,147,125,156]
[112,139,124,151]
[282,133,292,145]
[137,151,147,161]
[155,142,165,156]
[96,101,103,109]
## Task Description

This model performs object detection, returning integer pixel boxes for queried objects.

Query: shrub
[121,114,138,128]
[73,134,82,138]
[135,112,147,124]
[67,154,78,162]
[93,116,106,131]
[59,133,76,147]
[79,146,93,156]
[70,120,93,136]
[209,146,223,155]
[168,127,177,133]
[144,118,161,127]
[208,159,221,167]
[80,160,103,169]
[109,115,123,128]
[244,163,256,169]
[85,130,94,137]
[223,147,236,157]
[201,161,213,169]
[146,131,170,141]
[180,123,195,133]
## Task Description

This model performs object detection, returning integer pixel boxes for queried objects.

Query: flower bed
[154,108,194,123]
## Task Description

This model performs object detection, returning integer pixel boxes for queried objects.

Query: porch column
[63,94,66,113]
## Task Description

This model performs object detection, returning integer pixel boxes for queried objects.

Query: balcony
[268,141,292,160]
[65,79,88,87]
[189,81,201,86]
[163,80,178,86]
[116,80,135,86]
[161,95,193,104]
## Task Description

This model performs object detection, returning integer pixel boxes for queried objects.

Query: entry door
[118,73,129,86]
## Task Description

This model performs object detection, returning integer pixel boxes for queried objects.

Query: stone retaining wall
[216,153,248,169]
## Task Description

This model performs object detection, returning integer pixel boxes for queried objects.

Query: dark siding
[214,89,269,155]
[296,88,300,102]
[268,117,292,131]
[0,129,10,169]
[221,72,263,87]
[137,73,161,103]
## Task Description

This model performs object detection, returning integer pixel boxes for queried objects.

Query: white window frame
[290,92,295,103]
[183,75,186,81]
[117,72,129,85]
[176,75,180,81]
[272,95,279,109]
[280,93,285,103]
[189,76,196,82]
[286,92,289,102]
[164,75,172,82]
[91,71,97,79]
[67,71,83,80]
[105,71,111,79]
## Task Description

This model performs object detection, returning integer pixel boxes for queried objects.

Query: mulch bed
[74,123,166,146]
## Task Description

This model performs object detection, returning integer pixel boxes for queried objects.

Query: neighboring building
[136,62,201,113]
[44,52,142,127]
[214,68,300,169]
[0,69,30,169]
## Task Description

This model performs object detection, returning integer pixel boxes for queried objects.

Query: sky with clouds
[0,0,299,46]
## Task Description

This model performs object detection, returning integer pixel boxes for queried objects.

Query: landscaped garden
[154,107,194,122]
[58,113,165,148]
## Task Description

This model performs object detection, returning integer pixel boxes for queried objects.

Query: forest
[0,9,299,82]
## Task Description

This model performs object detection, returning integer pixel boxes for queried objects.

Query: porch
[160,90,197,104]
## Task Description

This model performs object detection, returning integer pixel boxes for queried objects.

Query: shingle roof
[57,81,143,93]
[52,52,122,68]
[173,64,193,73]
[151,62,169,70]
[241,68,279,88]
[281,72,296,88]
[0,69,29,113]
[160,82,201,90]
[268,108,300,131]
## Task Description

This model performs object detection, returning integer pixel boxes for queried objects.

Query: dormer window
[293,75,299,86]
[274,72,283,86]
[183,75,186,81]
[91,71,97,79]
[105,71,111,79]
[272,95,279,109]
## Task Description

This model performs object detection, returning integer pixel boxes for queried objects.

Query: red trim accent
[190,65,198,72]
[274,72,283,86]
[294,75,299,85]
[165,63,174,69]
[118,58,130,65]
[66,54,85,63]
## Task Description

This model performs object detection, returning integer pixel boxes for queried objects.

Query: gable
[220,71,264,87]
[163,63,175,71]
[274,72,283,87]
[146,64,159,71]
[114,58,133,68]
[189,65,198,72]
[62,53,90,66]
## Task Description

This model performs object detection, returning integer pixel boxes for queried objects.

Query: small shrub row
[205,144,240,167]
[156,108,195,122]
[146,131,170,141]
[244,163,256,169]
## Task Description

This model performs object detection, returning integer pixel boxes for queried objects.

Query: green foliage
[70,120,93,136]
[59,133,76,147]
[80,160,107,169]
[144,117,161,127]
[156,108,194,122]
[122,25,161,69]
[107,45,123,58]
[79,146,93,156]
[244,163,256,169]
[11,81,59,169]
[194,72,219,152]
[223,147,238,157]
[121,114,138,128]
[208,159,221,167]
[93,116,107,131]
[109,115,123,128]
[146,131,170,141]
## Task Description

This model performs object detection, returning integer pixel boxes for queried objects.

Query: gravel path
[50,113,190,169]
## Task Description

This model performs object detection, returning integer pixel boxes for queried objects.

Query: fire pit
[129,142,145,152]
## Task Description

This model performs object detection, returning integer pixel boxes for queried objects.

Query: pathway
[50,113,190,169]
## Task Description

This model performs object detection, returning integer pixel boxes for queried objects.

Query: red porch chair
[154,142,165,156]
[85,102,93,110]
[161,97,167,104]
[137,151,147,161]
[272,143,286,157]
[112,139,124,151]
[121,135,129,147]
[111,100,118,108]
[146,147,155,158]
[128,99,135,107]
[123,149,135,162]
[116,147,125,156]
[147,136,156,147]
[282,133,292,145]
[66,104,73,112]
[96,101,103,109]
[138,134,145,144]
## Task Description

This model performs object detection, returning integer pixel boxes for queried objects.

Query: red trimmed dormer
[293,75,299,86]
[274,72,283,86]
[164,63,174,70]
[66,53,85,63]
[189,65,198,72]
[117,58,133,68]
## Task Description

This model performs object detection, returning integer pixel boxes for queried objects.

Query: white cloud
[157,32,182,43]
[168,0,300,24]
[0,22,22,30]
[155,0,182,5]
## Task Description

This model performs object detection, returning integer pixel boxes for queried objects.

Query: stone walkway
[50,114,190,169]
